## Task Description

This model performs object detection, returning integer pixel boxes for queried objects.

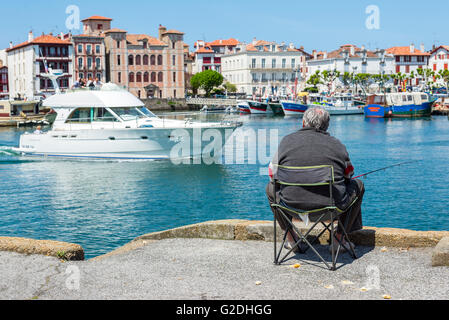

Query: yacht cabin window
[111,107,156,121]
[66,107,120,123]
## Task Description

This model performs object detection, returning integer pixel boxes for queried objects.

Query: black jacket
[271,127,354,210]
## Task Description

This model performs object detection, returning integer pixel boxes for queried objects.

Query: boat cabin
[367,92,430,106]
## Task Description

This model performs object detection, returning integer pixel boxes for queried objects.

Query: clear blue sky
[1,0,447,53]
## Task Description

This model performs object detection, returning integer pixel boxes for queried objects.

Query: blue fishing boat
[364,92,436,118]
[280,100,308,116]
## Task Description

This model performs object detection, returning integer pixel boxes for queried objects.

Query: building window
[78,45,83,54]
[291,59,295,68]
[98,24,103,30]
[144,72,149,82]
[272,59,276,68]
[117,40,121,48]
[136,55,141,65]
[128,55,134,65]
[251,58,256,68]
[78,57,83,69]
[143,55,149,65]
[173,72,176,82]
[96,45,100,54]
[151,72,156,82]
[150,55,156,65]
[174,90,176,97]
[282,59,286,68]
[87,57,92,69]
[118,72,121,83]
[157,55,163,65]
[86,45,92,55]
[136,72,142,82]
[87,73,93,80]
[95,58,101,70]
[117,55,121,66]
[96,73,102,81]
[261,59,266,69]
[158,72,163,82]
[172,55,176,66]
[129,72,134,83]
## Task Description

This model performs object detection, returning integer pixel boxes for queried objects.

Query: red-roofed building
[192,38,241,74]
[104,23,185,99]
[386,44,429,86]
[6,31,73,99]
[71,16,109,83]
[429,45,449,76]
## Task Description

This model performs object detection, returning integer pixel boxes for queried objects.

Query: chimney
[9,41,13,49]
[323,51,327,59]
[252,37,257,45]
[28,31,34,42]
[289,43,294,49]
[420,43,425,53]
[60,32,64,40]
[158,24,167,40]
[313,50,317,60]
[410,43,415,53]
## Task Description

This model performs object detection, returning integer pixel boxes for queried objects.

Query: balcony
[249,64,299,71]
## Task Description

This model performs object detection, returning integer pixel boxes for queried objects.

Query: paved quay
[1,237,449,300]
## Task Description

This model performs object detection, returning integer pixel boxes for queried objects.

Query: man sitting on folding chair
[266,106,365,269]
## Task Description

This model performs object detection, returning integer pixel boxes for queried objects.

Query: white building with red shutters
[386,44,430,86]
[192,38,240,74]
[0,49,8,99]
[429,45,449,74]
[6,32,73,100]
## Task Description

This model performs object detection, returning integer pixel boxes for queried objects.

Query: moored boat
[247,100,271,114]
[237,100,251,114]
[364,92,436,118]
[280,100,308,116]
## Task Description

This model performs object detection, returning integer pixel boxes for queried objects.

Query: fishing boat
[267,102,284,116]
[363,92,436,118]
[280,99,308,116]
[247,100,271,114]
[12,71,242,160]
[308,94,364,115]
[237,100,251,114]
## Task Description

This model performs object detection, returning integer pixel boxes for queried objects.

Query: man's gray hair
[303,106,330,131]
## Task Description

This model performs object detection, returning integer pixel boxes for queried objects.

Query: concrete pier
[1,220,449,300]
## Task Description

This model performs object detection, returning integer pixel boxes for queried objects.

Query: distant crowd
[72,77,102,90]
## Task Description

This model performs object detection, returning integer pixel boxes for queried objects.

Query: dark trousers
[266,179,365,237]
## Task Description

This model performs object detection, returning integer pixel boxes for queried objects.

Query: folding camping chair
[271,164,357,271]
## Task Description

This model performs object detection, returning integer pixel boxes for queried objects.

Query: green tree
[371,74,390,93]
[190,73,202,95]
[438,69,449,92]
[353,73,372,96]
[416,68,435,90]
[224,82,237,93]
[190,70,224,97]
[321,69,340,93]
[306,70,323,91]
[341,72,354,90]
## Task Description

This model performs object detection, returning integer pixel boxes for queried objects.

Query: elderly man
[266,106,365,252]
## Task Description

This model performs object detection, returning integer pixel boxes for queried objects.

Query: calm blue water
[1,114,449,259]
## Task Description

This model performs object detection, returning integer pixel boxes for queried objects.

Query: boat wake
[0,146,21,157]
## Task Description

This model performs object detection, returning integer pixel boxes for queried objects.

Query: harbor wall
[143,98,200,112]
[2,219,448,266]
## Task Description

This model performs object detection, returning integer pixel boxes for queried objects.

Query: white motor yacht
[13,83,242,160]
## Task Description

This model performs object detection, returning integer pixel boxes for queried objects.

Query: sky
[0,0,448,53]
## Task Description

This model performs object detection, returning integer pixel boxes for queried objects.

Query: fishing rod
[352,160,419,180]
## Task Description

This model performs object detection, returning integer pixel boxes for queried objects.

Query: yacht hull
[15,126,238,160]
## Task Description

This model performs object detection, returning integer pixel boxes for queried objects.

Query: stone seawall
[1,220,449,266]
[143,98,201,112]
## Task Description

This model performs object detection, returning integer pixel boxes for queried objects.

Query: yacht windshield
[136,107,157,118]
[112,107,153,121]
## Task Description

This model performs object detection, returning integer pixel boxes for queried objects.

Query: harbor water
[1,113,449,259]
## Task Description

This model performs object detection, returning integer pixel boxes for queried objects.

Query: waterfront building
[428,45,449,86]
[71,16,109,82]
[183,43,194,94]
[192,38,240,74]
[306,44,395,92]
[0,49,8,99]
[386,44,429,87]
[221,39,311,97]
[104,23,185,99]
[6,32,73,100]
